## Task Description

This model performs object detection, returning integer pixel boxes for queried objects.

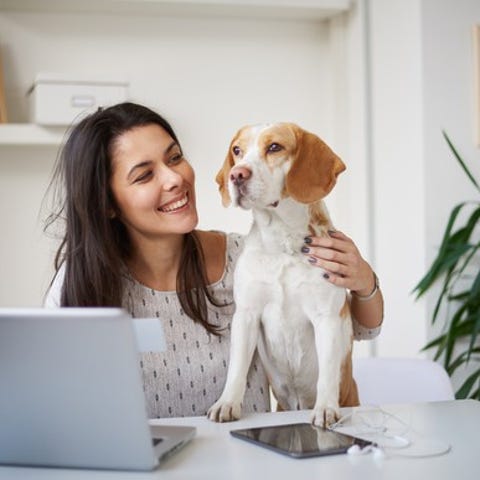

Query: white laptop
[0,308,196,471]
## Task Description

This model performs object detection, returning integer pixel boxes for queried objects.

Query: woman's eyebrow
[126,142,179,180]
[165,141,179,153]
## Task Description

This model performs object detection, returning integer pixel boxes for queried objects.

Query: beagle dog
[207,123,359,427]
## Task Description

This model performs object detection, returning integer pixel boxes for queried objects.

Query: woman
[45,102,383,418]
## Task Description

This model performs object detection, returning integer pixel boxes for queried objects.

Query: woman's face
[109,124,198,244]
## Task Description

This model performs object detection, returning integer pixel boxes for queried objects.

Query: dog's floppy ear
[285,125,346,204]
[215,142,235,207]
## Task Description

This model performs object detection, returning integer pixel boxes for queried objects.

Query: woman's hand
[302,230,375,296]
[302,229,383,330]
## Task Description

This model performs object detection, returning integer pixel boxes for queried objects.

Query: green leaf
[413,203,471,297]
[445,306,471,366]
[467,310,480,361]
[421,333,446,352]
[456,368,480,399]
[448,291,470,302]
[443,131,480,193]
[417,204,480,303]
[431,277,450,324]
[448,348,480,375]
[469,386,480,400]
[467,266,480,303]
[443,314,480,370]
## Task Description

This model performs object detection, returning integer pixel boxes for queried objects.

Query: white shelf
[0,124,66,146]
[0,0,350,20]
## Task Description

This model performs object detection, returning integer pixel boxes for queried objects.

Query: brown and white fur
[207,123,359,427]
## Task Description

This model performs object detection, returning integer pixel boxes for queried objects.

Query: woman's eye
[134,171,152,183]
[168,154,183,165]
[232,146,241,156]
[267,143,283,153]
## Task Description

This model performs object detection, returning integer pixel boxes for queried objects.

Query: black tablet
[230,422,374,459]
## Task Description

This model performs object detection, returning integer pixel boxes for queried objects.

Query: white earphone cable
[330,405,451,459]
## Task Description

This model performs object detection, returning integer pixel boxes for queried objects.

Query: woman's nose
[160,166,183,190]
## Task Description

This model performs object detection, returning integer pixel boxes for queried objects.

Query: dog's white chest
[233,227,349,411]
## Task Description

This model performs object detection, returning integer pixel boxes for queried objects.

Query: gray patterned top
[121,232,270,418]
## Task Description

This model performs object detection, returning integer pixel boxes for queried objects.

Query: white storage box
[27,74,129,126]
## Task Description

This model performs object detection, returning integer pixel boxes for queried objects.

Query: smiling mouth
[158,193,189,213]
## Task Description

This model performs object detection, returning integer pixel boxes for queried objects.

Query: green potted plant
[414,132,480,400]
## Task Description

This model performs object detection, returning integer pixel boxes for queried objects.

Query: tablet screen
[230,422,373,458]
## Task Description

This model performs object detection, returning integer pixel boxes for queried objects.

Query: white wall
[368,0,427,358]
[0,146,59,306]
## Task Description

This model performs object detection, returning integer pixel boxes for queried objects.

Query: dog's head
[215,122,345,209]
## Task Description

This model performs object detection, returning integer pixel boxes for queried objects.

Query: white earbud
[347,444,384,458]
[347,444,362,455]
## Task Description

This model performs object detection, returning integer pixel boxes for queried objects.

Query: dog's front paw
[207,400,242,423]
[310,403,340,428]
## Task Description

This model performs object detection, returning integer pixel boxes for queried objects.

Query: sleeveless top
[121,232,271,418]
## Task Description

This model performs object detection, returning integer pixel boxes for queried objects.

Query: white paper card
[132,317,166,353]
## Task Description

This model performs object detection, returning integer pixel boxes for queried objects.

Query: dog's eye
[267,143,283,153]
[232,146,241,156]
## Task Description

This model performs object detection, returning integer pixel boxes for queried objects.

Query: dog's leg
[310,315,349,428]
[207,309,260,422]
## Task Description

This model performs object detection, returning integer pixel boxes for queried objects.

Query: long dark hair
[46,102,223,334]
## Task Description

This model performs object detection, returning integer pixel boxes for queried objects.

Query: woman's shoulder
[196,230,245,256]
[196,230,245,282]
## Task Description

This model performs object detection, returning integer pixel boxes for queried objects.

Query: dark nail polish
[304,236,312,244]
[301,246,310,253]
[323,273,330,279]
[308,257,317,264]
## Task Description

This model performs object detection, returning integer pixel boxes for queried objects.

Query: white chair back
[353,357,455,405]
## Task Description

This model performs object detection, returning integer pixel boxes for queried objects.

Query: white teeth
[159,195,188,212]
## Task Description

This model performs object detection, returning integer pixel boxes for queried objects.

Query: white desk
[1,400,479,479]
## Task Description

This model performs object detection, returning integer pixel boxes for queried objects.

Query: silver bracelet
[351,272,379,302]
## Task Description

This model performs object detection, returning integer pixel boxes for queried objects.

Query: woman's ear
[107,197,117,219]
[215,143,236,207]
[285,127,346,204]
